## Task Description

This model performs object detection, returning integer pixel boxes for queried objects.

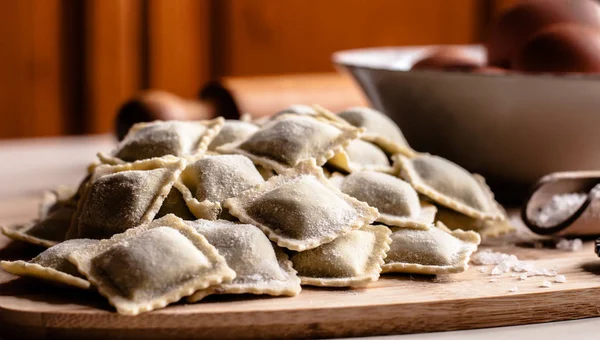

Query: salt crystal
[585,184,600,219]
[528,268,543,276]
[509,287,518,293]
[471,250,517,266]
[472,250,563,281]
[556,238,583,252]
[533,193,587,228]
[490,266,503,275]
[540,280,552,288]
[477,267,488,274]
[555,275,567,283]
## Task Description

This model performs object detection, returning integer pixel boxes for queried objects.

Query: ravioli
[2,204,76,248]
[328,139,392,173]
[274,104,348,125]
[185,219,301,302]
[328,172,346,189]
[39,186,77,219]
[290,225,391,287]
[68,156,185,239]
[156,186,196,220]
[382,222,481,275]
[395,154,504,221]
[99,118,224,164]
[273,104,318,117]
[224,159,379,251]
[338,107,414,156]
[68,214,235,315]
[0,239,98,289]
[435,206,516,240]
[340,171,436,229]
[208,120,259,151]
[217,114,362,173]
[176,154,265,220]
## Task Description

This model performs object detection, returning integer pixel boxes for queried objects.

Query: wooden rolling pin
[115,73,368,140]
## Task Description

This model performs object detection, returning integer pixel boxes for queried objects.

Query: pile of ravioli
[1,105,515,316]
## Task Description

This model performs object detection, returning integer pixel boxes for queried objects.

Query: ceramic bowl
[334,45,600,192]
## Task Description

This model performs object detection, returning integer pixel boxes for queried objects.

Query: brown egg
[486,0,600,67]
[411,46,482,72]
[513,24,600,73]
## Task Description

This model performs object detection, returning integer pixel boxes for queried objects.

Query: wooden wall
[0,0,504,139]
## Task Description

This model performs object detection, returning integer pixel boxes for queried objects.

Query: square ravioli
[99,118,224,164]
[435,205,516,240]
[185,219,301,302]
[290,225,391,287]
[2,185,83,247]
[1,239,98,289]
[207,120,259,151]
[2,204,76,248]
[224,159,379,251]
[274,104,349,125]
[340,171,436,229]
[337,107,415,157]
[68,214,235,315]
[217,114,362,173]
[175,154,264,220]
[68,156,185,239]
[38,186,77,219]
[382,222,481,275]
[156,186,197,220]
[327,139,393,173]
[395,154,504,221]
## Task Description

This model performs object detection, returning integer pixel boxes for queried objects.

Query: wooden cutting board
[2,226,600,340]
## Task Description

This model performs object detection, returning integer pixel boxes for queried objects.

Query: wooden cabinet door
[0,0,65,138]
[211,0,481,76]
[0,0,488,138]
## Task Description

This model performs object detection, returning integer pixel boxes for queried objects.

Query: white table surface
[0,135,597,340]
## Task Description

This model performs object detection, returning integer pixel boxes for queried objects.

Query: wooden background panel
[213,0,480,76]
[492,0,520,14]
[83,0,144,135]
[147,0,211,98]
[0,0,497,138]
[0,0,65,138]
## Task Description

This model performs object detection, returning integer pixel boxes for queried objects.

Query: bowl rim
[332,44,600,81]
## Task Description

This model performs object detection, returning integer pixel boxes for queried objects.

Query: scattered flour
[554,275,567,283]
[519,274,528,281]
[489,278,498,283]
[540,280,552,288]
[508,287,518,293]
[555,238,583,252]
[533,193,587,227]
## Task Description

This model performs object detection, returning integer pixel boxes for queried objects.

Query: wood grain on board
[1,193,600,339]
